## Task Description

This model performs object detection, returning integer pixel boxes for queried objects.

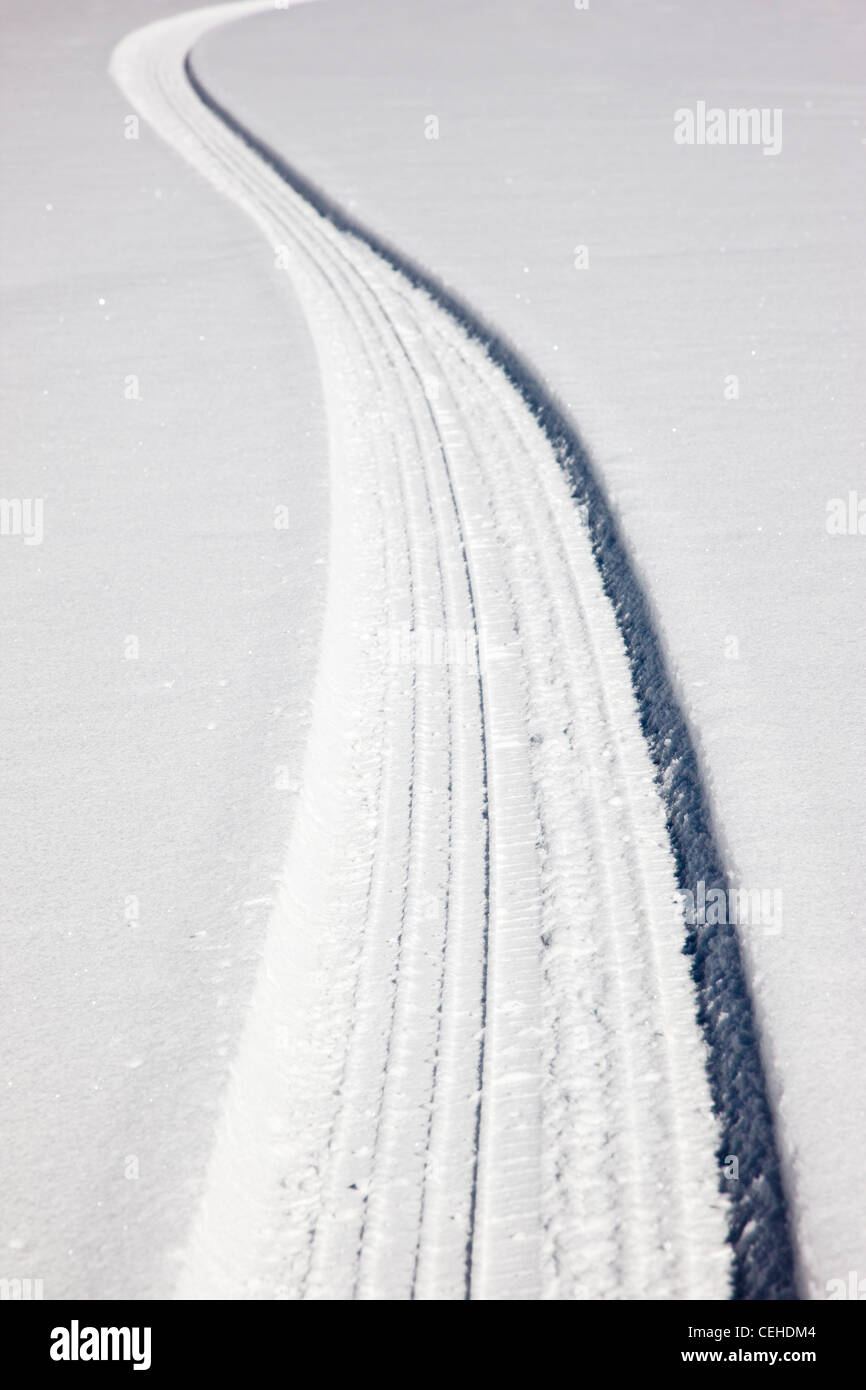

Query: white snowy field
[1,0,862,1302]
[189,0,866,1298]
[0,0,328,1298]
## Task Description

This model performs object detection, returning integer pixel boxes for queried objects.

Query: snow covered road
[108,2,757,1300]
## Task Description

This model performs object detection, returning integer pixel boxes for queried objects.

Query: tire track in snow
[111,1,794,1299]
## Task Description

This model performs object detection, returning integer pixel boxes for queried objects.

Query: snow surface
[1,0,861,1301]
[0,0,328,1298]
[190,0,866,1298]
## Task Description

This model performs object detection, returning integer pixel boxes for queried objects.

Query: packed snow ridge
[111,1,796,1299]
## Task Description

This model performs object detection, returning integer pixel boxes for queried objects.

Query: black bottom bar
[3,1296,859,1376]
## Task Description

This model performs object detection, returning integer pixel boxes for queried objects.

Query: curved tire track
[111,0,795,1300]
